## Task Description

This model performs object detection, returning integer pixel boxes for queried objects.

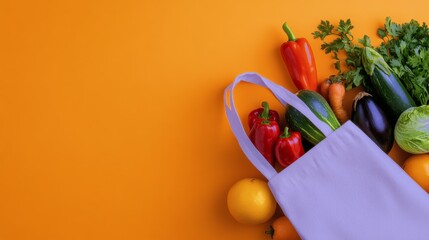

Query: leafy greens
[312,19,372,90]
[313,17,429,105]
[378,17,429,105]
[394,105,429,154]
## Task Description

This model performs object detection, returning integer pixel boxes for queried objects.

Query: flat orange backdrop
[0,0,426,239]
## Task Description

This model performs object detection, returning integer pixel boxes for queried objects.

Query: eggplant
[351,92,394,153]
[361,47,416,122]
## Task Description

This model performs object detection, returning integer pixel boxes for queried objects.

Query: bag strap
[224,72,334,180]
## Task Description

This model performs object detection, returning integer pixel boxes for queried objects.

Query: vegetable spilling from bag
[224,19,429,238]
[280,23,318,91]
[275,127,305,168]
[248,102,280,167]
[313,17,429,154]
[395,105,429,154]
[351,92,394,153]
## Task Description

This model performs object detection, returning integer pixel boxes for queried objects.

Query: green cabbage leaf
[394,105,429,154]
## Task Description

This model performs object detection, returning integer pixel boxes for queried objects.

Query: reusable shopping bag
[224,72,429,240]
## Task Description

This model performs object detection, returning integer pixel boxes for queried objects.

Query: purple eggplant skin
[351,92,394,153]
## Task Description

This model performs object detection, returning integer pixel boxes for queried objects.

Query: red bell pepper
[248,101,280,130]
[274,127,305,168]
[249,115,280,167]
[280,22,318,91]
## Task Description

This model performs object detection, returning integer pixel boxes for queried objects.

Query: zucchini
[285,90,341,145]
[362,47,416,122]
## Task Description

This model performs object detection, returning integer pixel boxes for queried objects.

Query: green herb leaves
[377,17,429,105]
[313,20,334,40]
[313,19,370,89]
[314,17,429,105]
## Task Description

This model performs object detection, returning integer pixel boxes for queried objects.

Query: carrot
[328,81,348,124]
[319,78,331,100]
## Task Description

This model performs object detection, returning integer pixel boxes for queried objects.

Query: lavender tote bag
[224,72,429,240]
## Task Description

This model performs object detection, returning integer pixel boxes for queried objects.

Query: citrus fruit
[227,178,277,225]
[403,154,429,193]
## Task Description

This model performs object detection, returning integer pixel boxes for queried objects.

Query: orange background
[0,0,426,239]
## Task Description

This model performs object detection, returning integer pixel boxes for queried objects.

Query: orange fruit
[227,178,277,225]
[403,154,429,193]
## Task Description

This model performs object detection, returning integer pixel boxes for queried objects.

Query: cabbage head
[394,105,429,154]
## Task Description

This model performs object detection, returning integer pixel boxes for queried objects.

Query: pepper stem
[282,22,296,41]
[261,119,271,125]
[280,127,291,138]
[259,101,270,119]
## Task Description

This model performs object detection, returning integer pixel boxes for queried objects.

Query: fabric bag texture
[224,72,429,240]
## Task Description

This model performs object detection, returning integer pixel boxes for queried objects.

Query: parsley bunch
[377,17,429,105]
[313,17,429,105]
[312,19,372,89]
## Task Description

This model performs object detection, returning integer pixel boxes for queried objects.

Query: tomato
[266,216,301,240]
[227,178,277,225]
[403,154,429,193]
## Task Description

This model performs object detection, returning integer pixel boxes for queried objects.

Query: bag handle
[224,72,334,180]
